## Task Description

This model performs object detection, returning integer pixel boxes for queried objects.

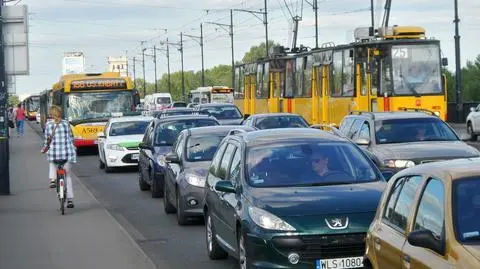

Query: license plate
[131,154,139,160]
[316,257,363,269]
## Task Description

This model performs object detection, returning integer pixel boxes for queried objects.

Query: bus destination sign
[71,79,127,90]
[212,88,233,93]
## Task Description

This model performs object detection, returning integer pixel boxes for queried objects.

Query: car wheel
[163,183,176,214]
[238,230,250,269]
[176,188,188,225]
[138,170,150,191]
[105,163,113,173]
[205,212,228,260]
[468,122,477,141]
[99,159,105,169]
[151,172,164,198]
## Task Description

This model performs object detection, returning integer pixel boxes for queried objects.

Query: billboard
[62,52,85,75]
[2,5,29,76]
[107,56,128,77]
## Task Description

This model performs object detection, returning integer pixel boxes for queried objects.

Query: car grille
[126,146,139,150]
[121,154,139,163]
[299,233,366,261]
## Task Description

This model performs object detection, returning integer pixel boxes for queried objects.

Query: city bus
[51,72,140,147]
[39,89,54,131]
[23,94,41,121]
[234,25,448,125]
[189,86,234,104]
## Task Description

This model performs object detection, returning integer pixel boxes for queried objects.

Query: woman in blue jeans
[14,103,26,136]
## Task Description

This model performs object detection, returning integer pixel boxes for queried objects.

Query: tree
[8,94,20,106]
[462,55,480,101]
[242,40,281,63]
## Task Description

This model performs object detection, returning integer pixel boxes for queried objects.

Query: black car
[163,125,255,225]
[338,111,480,172]
[203,128,390,269]
[138,115,220,198]
[195,103,244,125]
[169,101,187,108]
[242,113,310,129]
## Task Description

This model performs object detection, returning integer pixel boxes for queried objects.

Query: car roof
[196,103,236,108]
[153,114,218,124]
[232,128,347,146]
[348,111,438,121]
[248,113,304,118]
[162,108,193,112]
[183,125,255,136]
[109,116,153,123]
[394,157,480,182]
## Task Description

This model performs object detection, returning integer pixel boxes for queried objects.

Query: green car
[203,128,390,269]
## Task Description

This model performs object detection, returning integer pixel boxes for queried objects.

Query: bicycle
[54,160,68,215]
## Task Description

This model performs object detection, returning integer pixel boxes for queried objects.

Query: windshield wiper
[298,181,356,187]
[400,75,421,97]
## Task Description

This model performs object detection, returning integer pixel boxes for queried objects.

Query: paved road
[27,121,480,269]
[29,122,238,269]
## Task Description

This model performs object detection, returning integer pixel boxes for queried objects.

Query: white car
[466,104,480,141]
[36,110,41,124]
[97,115,153,173]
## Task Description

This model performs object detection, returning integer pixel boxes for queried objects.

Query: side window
[143,124,153,143]
[339,117,354,134]
[228,147,242,185]
[413,178,445,240]
[175,134,185,157]
[347,119,364,139]
[209,142,228,176]
[331,50,343,97]
[218,144,236,180]
[342,49,354,97]
[355,122,371,141]
[384,176,423,232]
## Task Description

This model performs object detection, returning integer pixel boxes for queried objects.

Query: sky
[11,0,480,100]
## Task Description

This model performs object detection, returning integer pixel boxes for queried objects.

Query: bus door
[281,59,295,113]
[329,49,355,126]
[356,57,376,111]
[311,65,321,124]
[255,63,269,113]
[269,70,282,113]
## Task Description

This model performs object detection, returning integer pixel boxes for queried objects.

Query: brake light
[57,169,65,175]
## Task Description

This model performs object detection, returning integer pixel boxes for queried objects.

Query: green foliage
[8,94,20,106]
[446,54,480,102]
[242,40,281,63]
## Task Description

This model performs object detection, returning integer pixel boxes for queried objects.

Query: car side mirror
[355,138,371,146]
[165,152,181,163]
[97,132,106,139]
[471,107,476,112]
[243,114,251,120]
[139,142,152,150]
[381,171,395,181]
[408,230,445,255]
[214,180,236,193]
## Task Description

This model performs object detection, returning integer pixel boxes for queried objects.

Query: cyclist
[43,105,76,208]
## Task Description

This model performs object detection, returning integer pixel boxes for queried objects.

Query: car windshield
[162,110,194,117]
[453,177,480,242]
[172,102,187,107]
[391,44,443,95]
[255,116,309,129]
[186,135,225,162]
[67,91,133,122]
[109,121,150,136]
[157,97,171,104]
[154,119,219,146]
[375,118,458,144]
[27,97,40,112]
[246,141,379,188]
[200,106,242,119]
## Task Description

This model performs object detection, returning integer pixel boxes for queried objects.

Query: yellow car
[365,158,480,269]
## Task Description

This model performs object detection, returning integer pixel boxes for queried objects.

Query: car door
[165,134,185,204]
[370,175,423,269]
[213,142,238,247]
[401,178,452,269]
[218,142,242,249]
[139,123,153,182]
[98,121,110,163]
[206,142,228,232]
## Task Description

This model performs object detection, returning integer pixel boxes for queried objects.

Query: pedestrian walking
[13,103,26,137]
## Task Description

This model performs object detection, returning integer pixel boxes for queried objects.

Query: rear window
[454,177,480,242]
[172,102,187,108]
[375,118,458,144]
[246,141,379,187]
[157,97,171,104]
[161,110,194,117]
[186,135,226,162]
[199,106,242,119]
[255,116,309,129]
[109,121,150,136]
[154,119,219,146]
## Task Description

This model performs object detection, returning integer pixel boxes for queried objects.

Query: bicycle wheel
[60,197,65,215]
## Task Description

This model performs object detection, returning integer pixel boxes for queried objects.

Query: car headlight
[185,173,205,187]
[107,144,125,151]
[384,160,415,168]
[248,206,296,231]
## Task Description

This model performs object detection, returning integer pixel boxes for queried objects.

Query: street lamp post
[184,23,205,87]
[454,0,463,122]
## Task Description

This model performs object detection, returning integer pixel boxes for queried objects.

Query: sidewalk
[0,123,157,269]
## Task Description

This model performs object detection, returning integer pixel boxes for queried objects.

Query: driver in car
[311,151,330,177]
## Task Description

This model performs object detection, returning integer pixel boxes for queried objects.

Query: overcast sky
[12,0,480,100]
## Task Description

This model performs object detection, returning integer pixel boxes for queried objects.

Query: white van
[145,93,172,111]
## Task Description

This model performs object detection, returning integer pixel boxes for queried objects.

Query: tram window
[360,62,367,96]
[235,67,245,99]
[303,56,313,97]
[342,49,354,97]
[285,60,295,98]
[295,58,304,97]
[332,51,343,97]
[371,60,379,96]
[263,63,269,98]
[256,64,265,98]
[381,57,393,95]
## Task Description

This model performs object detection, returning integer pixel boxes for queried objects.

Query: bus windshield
[28,97,40,112]
[391,44,442,95]
[67,91,133,123]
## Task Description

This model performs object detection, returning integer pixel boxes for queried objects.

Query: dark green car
[203,128,389,269]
